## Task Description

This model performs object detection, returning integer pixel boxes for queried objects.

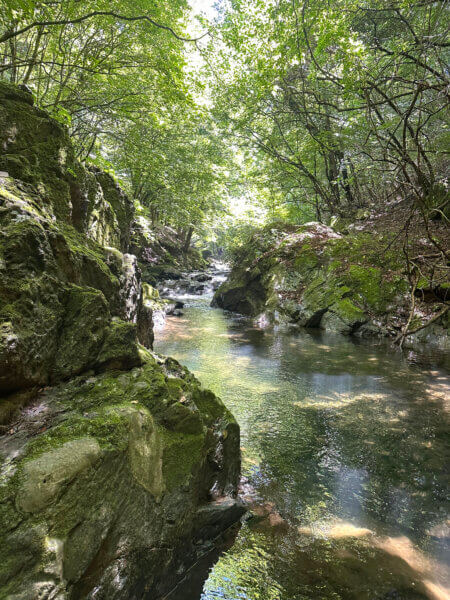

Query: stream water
[155,277,450,600]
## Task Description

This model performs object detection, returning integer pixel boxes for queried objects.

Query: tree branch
[0,11,209,44]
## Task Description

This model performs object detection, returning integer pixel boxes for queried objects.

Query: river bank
[212,222,449,351]
[0,82,244,599]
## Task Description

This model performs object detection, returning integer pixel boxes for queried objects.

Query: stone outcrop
[0,358,241,600]
[0,82,243,599]
[212,222,449,347]
[131,220,207,286]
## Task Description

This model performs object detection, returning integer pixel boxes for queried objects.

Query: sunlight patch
[298,519,373,539]
[293,391,389,409]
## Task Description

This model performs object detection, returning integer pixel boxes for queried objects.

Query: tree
[0,0,231,242]
[0,0,198,158]
[204,0,449,222]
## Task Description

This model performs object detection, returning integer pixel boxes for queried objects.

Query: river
[155,283,450,600]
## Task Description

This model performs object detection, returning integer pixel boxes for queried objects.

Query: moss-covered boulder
[0,85,152,394]
[0,81,134,253]
[52,286,111,380]
[0,357,242,599]
[0,83,243,599]
[92,169,134,252]
[213,222,448,344]
[0,178,152,393]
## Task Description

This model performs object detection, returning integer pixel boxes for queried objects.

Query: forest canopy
[0,0,229,241]
[0,0,448,236]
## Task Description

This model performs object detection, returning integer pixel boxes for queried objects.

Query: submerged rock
[188,282,206,295]
[191,273,212,283]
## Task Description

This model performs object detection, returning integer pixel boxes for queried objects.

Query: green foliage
[204,0,449,221]
[1,0,448,243]
[0,0,230,236]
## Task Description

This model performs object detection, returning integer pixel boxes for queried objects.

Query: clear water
[155,295,450,600]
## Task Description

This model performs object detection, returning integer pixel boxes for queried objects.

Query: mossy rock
[0,84,244,599]
[95,319,144,372]
[140,263,183,285]
[0,357,242,598]
[52,285,111,381]
[0,178,144,394]
[0,81,75,222]
[214,222,415,338]
[93,169,134,252]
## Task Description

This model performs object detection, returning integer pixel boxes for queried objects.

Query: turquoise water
[156,296,450,600]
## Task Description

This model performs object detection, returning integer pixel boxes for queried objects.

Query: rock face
[0,82,243,599]
[0,359,241,600]
[131,221,207,286]
[212,222,449,345]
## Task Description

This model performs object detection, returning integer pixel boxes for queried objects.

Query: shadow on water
[156,296,450,600]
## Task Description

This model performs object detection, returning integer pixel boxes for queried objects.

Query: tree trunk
[183,226,194,254]
[9,37,17,83]
[23,26,44,84]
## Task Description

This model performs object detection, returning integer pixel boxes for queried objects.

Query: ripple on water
[156,299,450,600]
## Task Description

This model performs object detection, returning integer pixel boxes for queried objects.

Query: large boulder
[0,81,134,252]
[212,222,415,338]
[0,84,243,598]
[0,81,153,393]
[0,178,149,393]
[92,168,134,252]
[0,357,242,599]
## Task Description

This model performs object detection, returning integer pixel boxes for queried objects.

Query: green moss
[0,305,21,322]
[293,242,319,270]
[0,90,76,220]
[9,354,226,496]
[0,185,22,204]
[302,272,342,308]
[331,297,366,321]
[2,218,47,266]
[160,428,205,492]
[347,265,383,308]
[193,388,231,423]
[0,80,34,105]
[95,320,143,372]
[53,285,110,380]
[94,170,134,251]
[142,283,160,302]
[57,223,119,283]
[327,233,403,271]
[417,276,430,290]
[23,406,131,462]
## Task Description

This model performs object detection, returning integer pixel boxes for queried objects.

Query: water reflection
[156,298,450,600]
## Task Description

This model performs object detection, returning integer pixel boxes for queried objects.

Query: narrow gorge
[0,1,449,599]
